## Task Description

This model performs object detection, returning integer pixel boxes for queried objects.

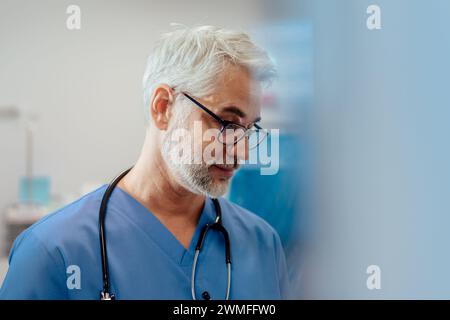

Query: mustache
[211,162,240,170]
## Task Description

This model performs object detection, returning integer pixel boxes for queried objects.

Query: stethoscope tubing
[99,167,232,300]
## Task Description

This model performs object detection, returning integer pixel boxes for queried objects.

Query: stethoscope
[98,168,232,300]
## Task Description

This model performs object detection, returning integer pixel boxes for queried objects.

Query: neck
[117,129,206,225]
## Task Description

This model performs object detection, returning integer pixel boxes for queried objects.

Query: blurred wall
[298,0,450,299]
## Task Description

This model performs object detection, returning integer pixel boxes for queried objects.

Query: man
[0,25,289,299]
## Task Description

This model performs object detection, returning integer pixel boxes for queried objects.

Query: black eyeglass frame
[182,92,268,148]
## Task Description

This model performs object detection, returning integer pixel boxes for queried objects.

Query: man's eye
[223,117,238,123]
[228,119,245,127]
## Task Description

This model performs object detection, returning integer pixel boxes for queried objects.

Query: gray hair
[142,24,276,120]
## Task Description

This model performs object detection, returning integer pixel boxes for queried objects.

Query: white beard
[161,115,230,199]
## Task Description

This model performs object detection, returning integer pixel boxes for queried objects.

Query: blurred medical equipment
[1,112,52,255]
[3,204,48,256]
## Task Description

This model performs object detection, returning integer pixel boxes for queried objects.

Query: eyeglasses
[182,92,269,150]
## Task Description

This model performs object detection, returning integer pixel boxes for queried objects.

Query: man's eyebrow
[221,106,261,123]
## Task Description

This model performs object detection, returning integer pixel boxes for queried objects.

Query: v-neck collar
[107,185,217,266]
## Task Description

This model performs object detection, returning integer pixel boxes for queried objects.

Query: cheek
[200,135,223,162]
[184,113,206,151]
[186,113,227,163]
[193,131,231,165]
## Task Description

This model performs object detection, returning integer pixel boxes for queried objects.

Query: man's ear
[149,84,175,130]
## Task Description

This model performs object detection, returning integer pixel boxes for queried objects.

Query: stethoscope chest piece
[100,291,115,300]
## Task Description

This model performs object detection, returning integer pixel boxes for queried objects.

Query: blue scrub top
[0,185,290,300]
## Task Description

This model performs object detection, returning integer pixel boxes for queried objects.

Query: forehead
[200,64,262,119]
